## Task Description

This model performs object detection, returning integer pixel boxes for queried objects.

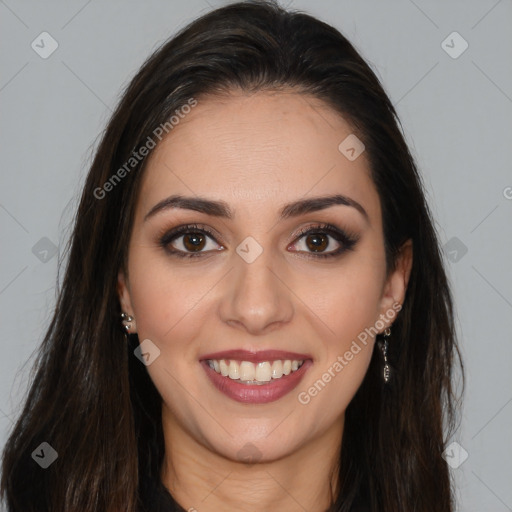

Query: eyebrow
[144,193,369,223]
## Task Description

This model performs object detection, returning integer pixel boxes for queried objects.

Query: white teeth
[207,359,304,383]
[219,359,229,376]
[255,362,272,382]
[271,360,283,379]
[228,360,239,380]
[240,361,255,381]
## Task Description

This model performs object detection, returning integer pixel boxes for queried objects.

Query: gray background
[1,0,511,510]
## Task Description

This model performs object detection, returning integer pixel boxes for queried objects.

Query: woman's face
[119,90,411,462]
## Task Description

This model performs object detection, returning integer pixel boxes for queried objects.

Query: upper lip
[200,349,312,363]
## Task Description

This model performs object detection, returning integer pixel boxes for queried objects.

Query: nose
[218,249,294,336]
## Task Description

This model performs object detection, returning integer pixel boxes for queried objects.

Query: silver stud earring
[380,327,392,384]
[121,312,134,333]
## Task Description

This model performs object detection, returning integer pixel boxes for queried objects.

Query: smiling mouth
[206,358,305,385]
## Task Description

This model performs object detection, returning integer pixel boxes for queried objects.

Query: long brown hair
[1,1,464,510]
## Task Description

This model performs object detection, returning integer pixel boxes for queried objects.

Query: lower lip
[201,360,313,404]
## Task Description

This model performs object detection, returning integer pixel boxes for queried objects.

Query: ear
[118,270,135,318]
[376,239,413,332]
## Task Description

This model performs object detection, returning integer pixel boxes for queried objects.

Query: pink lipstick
[200,350,313,404]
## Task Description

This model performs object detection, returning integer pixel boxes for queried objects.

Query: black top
[140,475,184,512]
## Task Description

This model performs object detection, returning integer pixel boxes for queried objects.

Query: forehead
[137,90,380,223]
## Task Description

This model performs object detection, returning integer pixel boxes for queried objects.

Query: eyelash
[158,222,359,260]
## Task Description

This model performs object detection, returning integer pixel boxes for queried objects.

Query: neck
[160,406,344,512]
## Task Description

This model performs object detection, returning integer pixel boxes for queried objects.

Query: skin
[118,89,413,512]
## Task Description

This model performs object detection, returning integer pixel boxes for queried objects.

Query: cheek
[293,255,384,402]
[126,256,212,416]
[126,250,208,354]
[302,260,385,341]
[295,269,380,419]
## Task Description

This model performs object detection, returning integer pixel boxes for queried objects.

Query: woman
[0,1,464,511]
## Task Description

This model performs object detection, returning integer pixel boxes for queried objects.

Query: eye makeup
[156,222,360,260]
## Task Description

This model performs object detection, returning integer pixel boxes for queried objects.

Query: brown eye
[289,223,359,259]
[304,233,329,252]
[159,224,224,258]
[182,232,207,252]
[293,230,340,255]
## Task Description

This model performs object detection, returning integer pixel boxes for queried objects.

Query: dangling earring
[121,312,135,333]
[379,327,392,384]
